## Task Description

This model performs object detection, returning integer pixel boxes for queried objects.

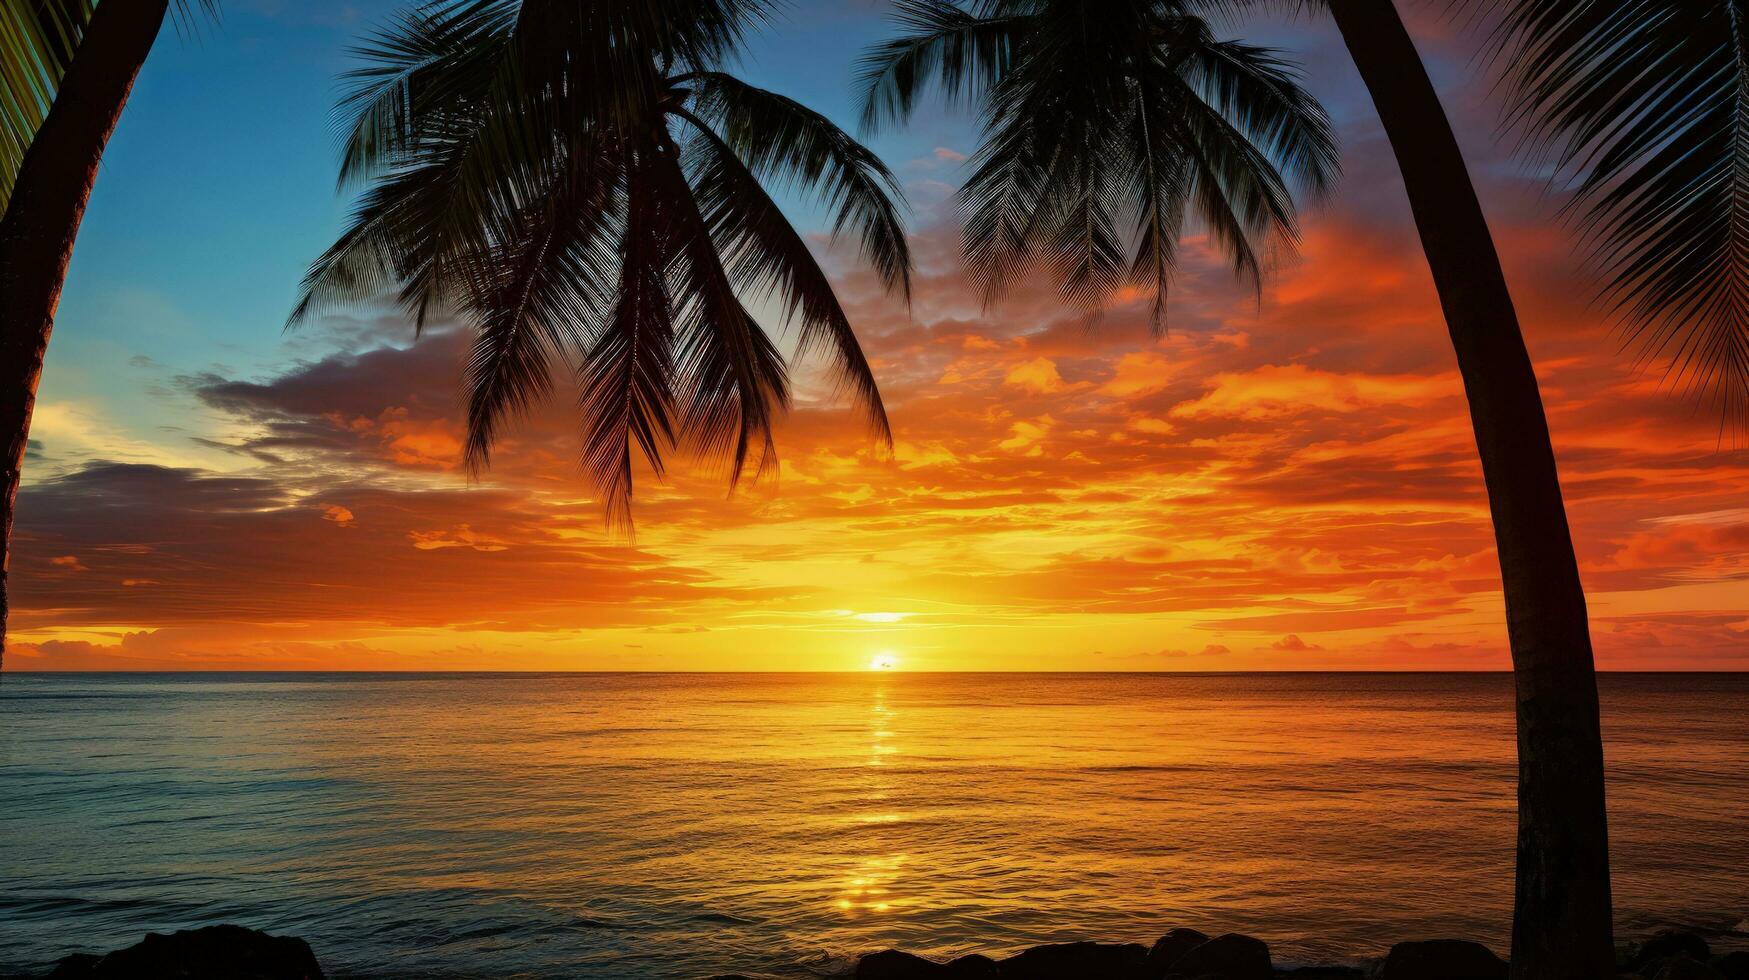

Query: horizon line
[4,668,1745,675]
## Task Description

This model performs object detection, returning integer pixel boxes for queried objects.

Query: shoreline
[24,924,1749,980]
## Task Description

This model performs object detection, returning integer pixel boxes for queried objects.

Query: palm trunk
[0,0,170,671]
[1325,3,1613,977]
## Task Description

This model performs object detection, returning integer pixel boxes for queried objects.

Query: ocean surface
[1,672,1745,977]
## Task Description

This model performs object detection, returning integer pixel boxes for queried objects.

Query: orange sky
[9,16,1748,671]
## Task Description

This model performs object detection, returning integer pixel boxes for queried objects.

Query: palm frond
[684,70,912,300]
[677,108,891,443]
[334,0,519,190]
[1176,75,1303,284]
[516,0,777,133]
[1,0,91,214]
[1490,0,1749,426]
[879,0,1334,318]
[579,150,678,532]
[1040,131,1129,309]
[953,1,1128,309]
[302,0,898,529]
[1126,65,1192,327]
[461,138,622,471]
[1181,32,1338,199]
[854,0,1020,132]
[651,140,789,487]
[293,6,560,332]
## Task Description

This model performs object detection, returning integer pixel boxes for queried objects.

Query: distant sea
[2,672,1745,977]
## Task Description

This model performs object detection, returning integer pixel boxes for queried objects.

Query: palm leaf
[300,0,904,529]
[677,109,891,443]
[333,0,520,190]
[579,148,678,531]
[869,0,1334,318]
[293,2,557,331]
[460,136,622,471]
[855,0,1020,132]
[684,70,912,300]
[0,0,91,214]
[651,139,789,486]
[1490,0,1749,425]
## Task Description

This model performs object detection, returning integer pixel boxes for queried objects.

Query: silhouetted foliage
[858,0,1337,325]
[296,0,910,528]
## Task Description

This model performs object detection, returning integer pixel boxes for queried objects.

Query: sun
[868,652,900,671]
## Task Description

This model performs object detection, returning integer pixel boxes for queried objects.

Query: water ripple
[2,672,1745,977]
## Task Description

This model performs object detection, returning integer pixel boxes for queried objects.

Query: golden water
[2,672,1744,976]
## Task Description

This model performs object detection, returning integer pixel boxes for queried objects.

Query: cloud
[1004,357,1069,394]
[1170,364,1457,421]
[12,461,795,641]
[1157,644,1231,658]
[14,19,1749,670]
[1099,351,1175,399]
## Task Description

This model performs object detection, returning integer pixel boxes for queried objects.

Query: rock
[1164,933,1271,980]
[997,941,1150,979]
[46,955,100,978]
[858,950,943,979]
[46,926,324,980]
[1634,933,1713,972]
[944,955,1001,978]
[1714,952,1749,980]
[1374,940,1506,980]
[854,949,999,979]
[1651,957,1726,980]
[1147,929,1211,973]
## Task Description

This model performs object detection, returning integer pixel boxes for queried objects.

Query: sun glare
[868,653,900,671]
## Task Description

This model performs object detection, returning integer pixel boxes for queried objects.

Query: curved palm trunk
[0,0,169,671]
[1326,3,1613,977]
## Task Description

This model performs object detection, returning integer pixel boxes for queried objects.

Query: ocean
[1,672,1744,977]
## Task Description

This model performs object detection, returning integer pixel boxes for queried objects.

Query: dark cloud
[12,460,798,635]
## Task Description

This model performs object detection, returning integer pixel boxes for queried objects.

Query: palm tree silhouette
[1321,6,1610,974]
[859,0,1337,321]
[857,0,1749,974]
[294,0,910,530]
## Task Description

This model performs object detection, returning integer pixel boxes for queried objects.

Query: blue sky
[41,0,992,475]
[45,1,1400,453]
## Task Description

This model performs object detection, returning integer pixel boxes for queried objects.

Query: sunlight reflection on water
[2,672,1745,978]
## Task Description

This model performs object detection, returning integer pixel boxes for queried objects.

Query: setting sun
[3,2,1746,978]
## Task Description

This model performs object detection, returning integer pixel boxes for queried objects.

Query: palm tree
[293,0,910,531]
[858,0,1336,321]
[1320,6,1612,975]
[0,0,208,670]
[861,1,1622,976]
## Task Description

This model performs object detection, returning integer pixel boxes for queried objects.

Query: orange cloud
[1170,364,1458,421]
[1004,357,1069,393]
[13,75,1749,671]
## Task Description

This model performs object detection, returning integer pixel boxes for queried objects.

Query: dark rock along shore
[829,928,1749,980]
[27,923,1749,979]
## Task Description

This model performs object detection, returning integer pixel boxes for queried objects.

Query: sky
[9,1,1748,671]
